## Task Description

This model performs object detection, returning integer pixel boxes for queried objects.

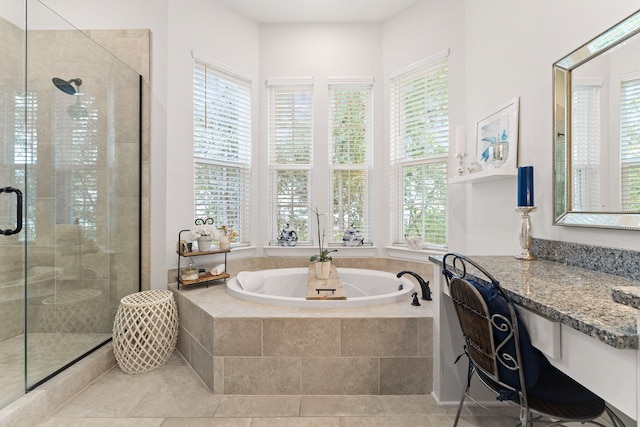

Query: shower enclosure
[0,0,141,409]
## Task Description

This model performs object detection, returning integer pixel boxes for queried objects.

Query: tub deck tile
[170,282,433,319]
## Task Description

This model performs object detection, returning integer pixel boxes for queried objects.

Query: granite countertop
[429,255,639,350]
[612,286,640,311]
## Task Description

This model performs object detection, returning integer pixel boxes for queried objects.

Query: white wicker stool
[112,290,179,374]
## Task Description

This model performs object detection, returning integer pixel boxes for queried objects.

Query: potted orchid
[309,207,337,279]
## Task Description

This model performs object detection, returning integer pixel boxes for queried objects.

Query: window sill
[228,245,260,259]
[263,245,378,258]
[191,244,447,262]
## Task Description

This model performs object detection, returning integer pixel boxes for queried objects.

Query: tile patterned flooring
[1,333,110,408]
[35,352,522,427]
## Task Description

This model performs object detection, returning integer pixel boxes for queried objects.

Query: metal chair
[442,252,624,427]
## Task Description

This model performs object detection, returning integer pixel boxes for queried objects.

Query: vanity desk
[430,255,639,421]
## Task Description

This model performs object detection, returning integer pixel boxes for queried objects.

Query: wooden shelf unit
[177,229,230,289]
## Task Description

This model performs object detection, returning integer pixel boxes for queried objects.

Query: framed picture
[475,97,519,169]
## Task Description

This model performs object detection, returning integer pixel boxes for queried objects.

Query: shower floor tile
[0,332,110,402]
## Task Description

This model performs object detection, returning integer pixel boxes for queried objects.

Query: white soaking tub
[226,267,416,308]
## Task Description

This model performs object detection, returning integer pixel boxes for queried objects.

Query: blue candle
[517,166,534,207]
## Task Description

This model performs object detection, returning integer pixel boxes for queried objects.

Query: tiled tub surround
[431,255,639,349]
[169,257,434,396]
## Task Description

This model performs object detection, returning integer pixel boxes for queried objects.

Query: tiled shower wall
[0,22,150,340]
[23,28,151,334]
[86,29,151,293]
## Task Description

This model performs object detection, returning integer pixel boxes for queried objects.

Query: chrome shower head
[52,77,82,95]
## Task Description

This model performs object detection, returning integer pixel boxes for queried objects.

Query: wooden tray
[306,263,347,300]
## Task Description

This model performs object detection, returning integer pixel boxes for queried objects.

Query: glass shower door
[0,0,141,409]
[0,1,27,409]
[24,0,141,391]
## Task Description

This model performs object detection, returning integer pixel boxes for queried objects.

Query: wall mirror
[553,9,640,230]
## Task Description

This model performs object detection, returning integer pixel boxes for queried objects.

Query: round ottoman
[112,290,179,374]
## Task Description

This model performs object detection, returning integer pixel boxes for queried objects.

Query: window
[620,77,640,210]
[329,80,373,243]
[193,60,251,243]
[390,53,449,248]
[267,80,313,243]
[571,80,602,211]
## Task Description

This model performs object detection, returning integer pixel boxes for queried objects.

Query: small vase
[219,235,230,250]
[315,261,331,280]
[490,142,509,168]
[197,237,212,252]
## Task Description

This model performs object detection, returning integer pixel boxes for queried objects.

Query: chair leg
[518,406,532,427]
[604,405,626,427]
[453,362,474,427]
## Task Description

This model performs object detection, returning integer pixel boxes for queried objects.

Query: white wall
[461,0,640,254]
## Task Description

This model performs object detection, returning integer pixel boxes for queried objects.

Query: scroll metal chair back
[442,252,624,427]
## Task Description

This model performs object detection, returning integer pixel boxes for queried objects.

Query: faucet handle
[411,292,421,306]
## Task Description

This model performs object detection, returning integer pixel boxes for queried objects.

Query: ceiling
[214,0,423,24]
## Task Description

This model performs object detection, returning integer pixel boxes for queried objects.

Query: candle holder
[456,153,467,175]
[515,206,536,260]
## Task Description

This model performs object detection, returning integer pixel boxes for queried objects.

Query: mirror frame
[553,9,640,230]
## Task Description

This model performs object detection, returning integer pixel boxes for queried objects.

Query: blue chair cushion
[530,358,601,402]
[525,358,606,419]
[467,278,543,390]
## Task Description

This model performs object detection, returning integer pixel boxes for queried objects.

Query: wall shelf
[449,167,518,184]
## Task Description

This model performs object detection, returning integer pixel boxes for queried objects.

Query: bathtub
[226,267,416,308]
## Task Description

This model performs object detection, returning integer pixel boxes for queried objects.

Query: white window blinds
[571,82,601,211]
[390,54,449,248]
[620,77,640,210]
[267,80,313,242]
[193,61,251,243]
[329,81,373,243]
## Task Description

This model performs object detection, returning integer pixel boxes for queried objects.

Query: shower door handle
[0,187,23,235]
